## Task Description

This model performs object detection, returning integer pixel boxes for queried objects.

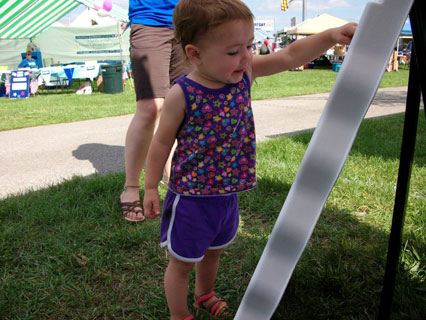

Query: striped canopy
[0,0,129,39]
[0,0,80,39]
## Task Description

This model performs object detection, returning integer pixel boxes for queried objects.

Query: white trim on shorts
[161,194,204,263]
[209,231,238,250]
[160,192,239,263]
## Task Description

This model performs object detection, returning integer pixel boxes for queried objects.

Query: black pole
[377,0,425,318]
[408,0,426,105]
[377,46,421,320]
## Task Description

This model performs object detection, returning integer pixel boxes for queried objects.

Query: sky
[240,0,372,30]
[64,0,374,32]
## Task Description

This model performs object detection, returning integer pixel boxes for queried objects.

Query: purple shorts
[160,190,239,262]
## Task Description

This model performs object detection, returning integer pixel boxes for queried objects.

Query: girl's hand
[333,22,357,45]
[143,188,161,219]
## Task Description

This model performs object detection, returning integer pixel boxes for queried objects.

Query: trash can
[101,63,123,94]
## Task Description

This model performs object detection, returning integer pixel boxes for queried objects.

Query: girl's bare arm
[143,85,186,218]
[251,23,357,80]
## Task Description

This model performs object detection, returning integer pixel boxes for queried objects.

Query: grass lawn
[0,69,409,132]
[0,113,424,319]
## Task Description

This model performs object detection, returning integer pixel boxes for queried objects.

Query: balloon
[103,0,112,12]
[94,3,101,10]
[97,8,109,17]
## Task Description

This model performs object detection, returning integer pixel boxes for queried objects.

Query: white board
[234,0,414,319]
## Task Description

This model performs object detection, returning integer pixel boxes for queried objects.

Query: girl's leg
[194,249,230,317]
[194,249,222,298]
[164,256,195,320]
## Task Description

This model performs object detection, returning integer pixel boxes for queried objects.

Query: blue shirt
[18,58,37,69]
[128,0,178,28]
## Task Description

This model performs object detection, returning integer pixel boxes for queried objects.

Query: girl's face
[194,19,254,86]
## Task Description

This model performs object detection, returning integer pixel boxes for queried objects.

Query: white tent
[36,23,130,66]
[0,38,35,70]
[0,23,130,70]
[286,14,348,36]
[0,3,130,70]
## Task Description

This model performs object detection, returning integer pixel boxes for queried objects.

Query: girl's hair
[173,0,254,51]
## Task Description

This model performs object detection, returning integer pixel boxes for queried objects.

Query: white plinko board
[234,0,414,319]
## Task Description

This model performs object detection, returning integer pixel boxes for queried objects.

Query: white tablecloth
[37,64,101,86]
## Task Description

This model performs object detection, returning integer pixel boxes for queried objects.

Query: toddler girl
[143,0,356,319]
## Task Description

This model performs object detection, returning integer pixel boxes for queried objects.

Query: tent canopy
[0,0,128,39]
[286,13,348,36]
[0,0,80,39]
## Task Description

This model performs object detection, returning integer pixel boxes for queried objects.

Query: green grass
[251,68,409,100]
[0,69,409,131]
[1,113,424,319]
[0,85,136,132]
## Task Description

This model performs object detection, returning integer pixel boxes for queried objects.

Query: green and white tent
[0,0,128,39]
[0,0,130,70]
[0,0,80,39]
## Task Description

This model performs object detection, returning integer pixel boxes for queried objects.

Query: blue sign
[10,70,29,99]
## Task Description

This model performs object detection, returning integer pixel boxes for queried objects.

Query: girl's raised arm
[251,23,357,80]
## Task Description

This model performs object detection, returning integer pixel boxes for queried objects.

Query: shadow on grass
[272,206,426,319]
[0,171,424,319]
[234,176,425,320]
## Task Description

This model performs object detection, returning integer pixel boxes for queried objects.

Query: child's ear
[185,44,202,65]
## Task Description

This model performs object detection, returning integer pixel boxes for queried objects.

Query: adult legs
[120,97,163,221]
[120,24,174,221]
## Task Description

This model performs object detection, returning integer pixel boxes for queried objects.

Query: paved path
[0,87,411,199]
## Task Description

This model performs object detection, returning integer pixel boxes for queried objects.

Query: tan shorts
[130,24,192,101]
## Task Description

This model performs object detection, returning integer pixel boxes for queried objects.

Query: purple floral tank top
[169,73,257,196]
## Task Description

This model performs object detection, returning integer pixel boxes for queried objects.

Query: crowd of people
[253,37,279,55]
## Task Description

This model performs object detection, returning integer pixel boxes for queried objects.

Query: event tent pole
[378,0,425,318]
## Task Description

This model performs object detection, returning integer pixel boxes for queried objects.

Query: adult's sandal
[120,186,145,222]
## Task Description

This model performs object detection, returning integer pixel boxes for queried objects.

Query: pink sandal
[193,291,229,318]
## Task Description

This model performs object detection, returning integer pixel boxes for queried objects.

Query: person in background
[120,0,192,222]
[271,40,277,52]
[18,51,37,69]
[142,0,356,319]
[18,50,38,96]
[259,40,270,55]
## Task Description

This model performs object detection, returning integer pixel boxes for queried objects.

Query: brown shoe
[120,186,145,222]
